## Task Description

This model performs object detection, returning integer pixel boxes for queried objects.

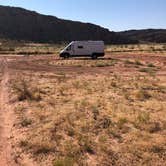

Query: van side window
[78,46,83,49]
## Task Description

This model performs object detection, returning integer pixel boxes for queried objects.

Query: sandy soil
[0,53,165,165]
[0,57,17,166]
[0,57,36,166]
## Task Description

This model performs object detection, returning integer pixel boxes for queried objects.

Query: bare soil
[0,52,166,166]
[0,57,16,166]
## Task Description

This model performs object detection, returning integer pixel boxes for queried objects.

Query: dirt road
[0,58,16,166]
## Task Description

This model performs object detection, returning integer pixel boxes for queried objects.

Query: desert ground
[0,44,166,166]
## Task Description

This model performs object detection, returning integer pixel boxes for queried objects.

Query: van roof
[71,41,104,44]
[72,41,104,42]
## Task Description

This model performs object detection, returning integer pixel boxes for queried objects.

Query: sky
[0,0,165,31]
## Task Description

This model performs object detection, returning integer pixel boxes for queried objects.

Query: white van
[60,41,105,59]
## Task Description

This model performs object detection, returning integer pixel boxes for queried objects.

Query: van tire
[91,54,98,60]
[63,53,70,59]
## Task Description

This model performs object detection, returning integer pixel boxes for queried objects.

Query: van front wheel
[91,54,98,60]
[63,53,70,59]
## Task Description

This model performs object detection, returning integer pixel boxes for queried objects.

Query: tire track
[0,58,16,166]
[0,57,38,166]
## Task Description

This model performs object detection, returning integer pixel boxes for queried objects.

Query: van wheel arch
[91,53,98,60]
[62,53,70,59]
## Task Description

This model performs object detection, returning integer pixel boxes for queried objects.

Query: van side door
[74,43,89,56]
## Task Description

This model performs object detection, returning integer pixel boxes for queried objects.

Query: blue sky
[0,0,165,31]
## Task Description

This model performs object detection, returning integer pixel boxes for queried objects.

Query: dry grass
[10,56,166,166]
[49,59,118,67]
[1,42,166,55]
[107,43,166,53]
[0,42,64,55]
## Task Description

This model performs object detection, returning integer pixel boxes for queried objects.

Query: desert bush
[98,135,108,143]
[148,122,161,133]
[110,81,117,87]
[91,105,100,120]
[95,62,106,67]
[135,60,143,66]
[93,61,115,67]
[14,104,25,112]
[58,86,68,96]
[130,46,135,49]
[56,73,67,83]
[0,47,15,52]
[17,51,51,55]
[78,136,95,154]
[147,63,155,68]
[97,116,112,129]
[75,99,90,112]
[162,45,166,50]
[72,80,81,89]
[33,142,55,155]
[151,146,164,154]
[12,79,41,101]
[9,47,15,51]
[139,68,156,75]
[137,112,150,124]
[150,47,155,52]
[21,118,32,127]
[157,85,166,93]
[124,59,134,64]
[19,140,29,147]
[117,118,128,129]
[135,89,151,100]
[108,129,122,140]
[66,127,75,137]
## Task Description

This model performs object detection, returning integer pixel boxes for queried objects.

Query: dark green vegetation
[0,5,136,44]
[120,29,166,43]
[1,5,166,45]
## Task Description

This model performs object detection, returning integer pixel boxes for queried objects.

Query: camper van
[60,41,105,59]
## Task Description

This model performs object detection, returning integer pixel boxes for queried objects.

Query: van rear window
[78,46,83,49]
